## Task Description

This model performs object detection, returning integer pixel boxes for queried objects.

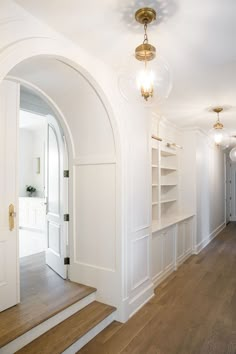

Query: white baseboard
[128,283,154,319]
[1,292,96,354]
[176,250,192,268]
[152,264,175,289]
[194,222,226,255]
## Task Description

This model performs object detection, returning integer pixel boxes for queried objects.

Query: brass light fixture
[135,8,157,101]
[209,107,228,146]
[213,107,224,130]
[118,7,171,104]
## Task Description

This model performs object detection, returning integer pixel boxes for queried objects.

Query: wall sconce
[118,7,172,105]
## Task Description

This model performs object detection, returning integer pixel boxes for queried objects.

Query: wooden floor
[79,223,236,354]
[0,252,96,348]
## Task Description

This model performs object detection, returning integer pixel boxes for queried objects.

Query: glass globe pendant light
[118,8,172,105]
[209,107,228,147]
[229,147,236,161]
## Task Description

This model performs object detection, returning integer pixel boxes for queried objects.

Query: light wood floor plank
[0,252,96,348]
[78,223,236,354]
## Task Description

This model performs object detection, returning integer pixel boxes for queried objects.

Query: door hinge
[64,170,69,178]
[230,197,232,200]
[230,180,232,183]
[64,214,70,221]
[64,257,70,265]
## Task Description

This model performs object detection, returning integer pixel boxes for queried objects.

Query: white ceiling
[14,0,236,132]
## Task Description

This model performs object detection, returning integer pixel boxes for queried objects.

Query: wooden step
[0,283,96,350]
[16,301,116,354]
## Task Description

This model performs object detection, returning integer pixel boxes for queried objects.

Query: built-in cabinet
[19,197,46,257]
[152,216,194,287]
[19,197,46,231]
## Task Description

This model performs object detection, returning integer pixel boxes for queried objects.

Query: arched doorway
[0,41,121,314]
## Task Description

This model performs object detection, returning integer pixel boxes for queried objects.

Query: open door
[0,80,19,311]
[45,115,68,279]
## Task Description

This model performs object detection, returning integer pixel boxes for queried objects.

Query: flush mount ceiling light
[118,7,172,105]
[209,107,229,147]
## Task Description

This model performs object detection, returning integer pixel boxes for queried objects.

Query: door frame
[7,76,73,295]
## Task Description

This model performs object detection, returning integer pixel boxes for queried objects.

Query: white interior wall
[31,129,45,197]
[182,130,226,253]
[19,128,34,197]
[19,112,45,197]
[196,132,225,250]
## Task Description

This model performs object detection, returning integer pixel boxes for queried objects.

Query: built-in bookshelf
[151,138,178,224]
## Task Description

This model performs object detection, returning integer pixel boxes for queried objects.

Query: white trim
[176,250,192,267]
[194,222,226,254]
[73,156,116,166]
[0,292,96,354]
[152,264,175,288]
[128,283,154,318]
[62,311,116,353]
[75,261,115,273]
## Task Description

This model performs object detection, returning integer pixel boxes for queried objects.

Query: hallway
[79,223,236,354]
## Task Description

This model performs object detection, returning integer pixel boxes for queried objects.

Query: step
[15,301,116,354]
[0,284,96,354]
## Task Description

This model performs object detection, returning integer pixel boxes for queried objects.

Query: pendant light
[118,7,172,105]
[209,107,228,147]
[229,147,236,161]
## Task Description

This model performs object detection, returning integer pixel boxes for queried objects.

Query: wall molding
[73,156,116,166]
[194,222,226,254]
[152,264,175,288]
[128,283,154,318]
[131,234,150,291]
[75,261,115,273]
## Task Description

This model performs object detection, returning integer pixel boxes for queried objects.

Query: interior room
[0,1,236,353]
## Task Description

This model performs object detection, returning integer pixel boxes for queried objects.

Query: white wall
[196,132,225,249]
[19,112,45,197]
[19,128,34,196]
[182,130,226,253]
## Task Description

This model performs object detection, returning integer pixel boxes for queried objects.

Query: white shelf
[161,166,177,171]
[160,198,177,204]
[152,184,158,187]
[152,164,158,168]
[152,202,159,205]
[161,150,176,157]
[152,213,195,233]
[161,183,177,186]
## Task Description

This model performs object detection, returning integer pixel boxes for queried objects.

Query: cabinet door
[177,221,185,260]
[163,227,175,271]
[184,219,193,254]
[152,232,163,280]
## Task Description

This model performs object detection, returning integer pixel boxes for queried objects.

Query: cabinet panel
[184,219,193,254]
[163,228,175,271]
[152,232,163,280]
[19,197,46,231]
[177,218,193,266]
[177,221,185,259]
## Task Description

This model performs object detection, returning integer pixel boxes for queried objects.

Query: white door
[45,115,68,279]
[0,80,19,311]
[226,156,231,223]
[230,162,236,221]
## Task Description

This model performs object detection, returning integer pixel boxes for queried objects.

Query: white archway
[0,37,123,314]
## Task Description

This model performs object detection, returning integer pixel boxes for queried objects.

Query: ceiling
[14,0,236,133]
